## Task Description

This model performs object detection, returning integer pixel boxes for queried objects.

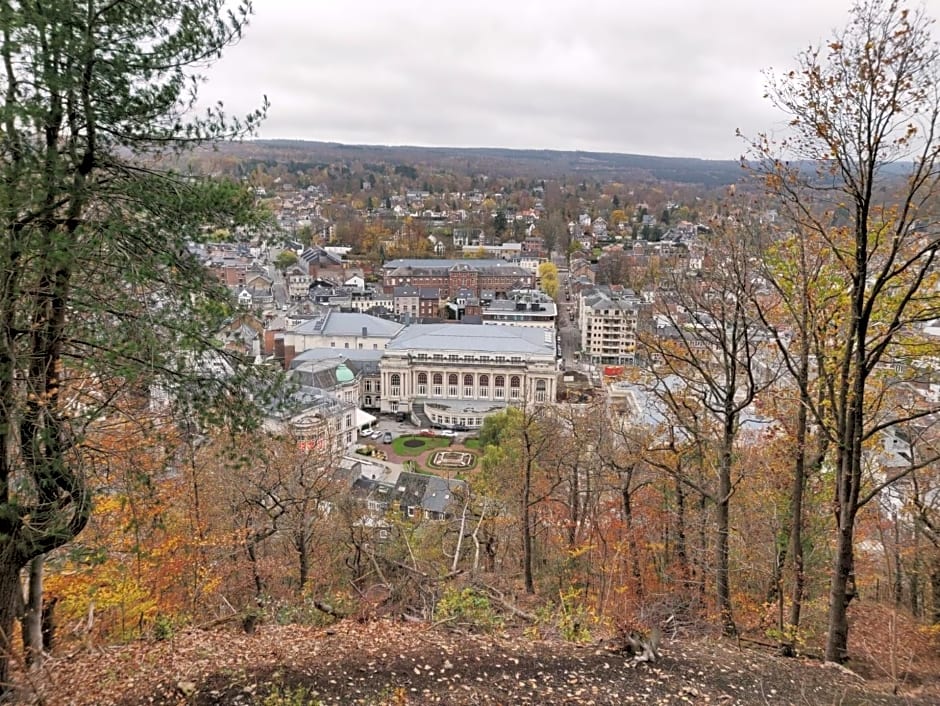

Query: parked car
[370,429,383,440]
[382,431,393,443]
[439,429,457,437]
[395,412,406,422]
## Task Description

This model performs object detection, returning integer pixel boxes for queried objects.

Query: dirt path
[35,620,937,706]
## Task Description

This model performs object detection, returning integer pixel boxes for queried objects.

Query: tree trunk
[766,534,788,605]
[696,492,707,603]
[0,556,24,700]
[782,381,809,657]
[567,464,579,549]
[622,486,644,597]
[930,556,940,625]
[246,538,265,601]
[716,424,736,637]
[826,520,857,662]
[296,534,309,594]
[892,514,903,607]
[21,557,43,668]
[784,494,806,656]
[522,457,534,594]
[716,490,735,636]
[674,477,689,584]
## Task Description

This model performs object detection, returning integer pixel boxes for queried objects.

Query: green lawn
[463,438,482,450]
[392,435,452,456]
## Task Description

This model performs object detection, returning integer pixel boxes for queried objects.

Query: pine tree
[0,0,267,691]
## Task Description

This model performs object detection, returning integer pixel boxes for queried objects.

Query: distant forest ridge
[222,139,748,187]
[207,140,916,190]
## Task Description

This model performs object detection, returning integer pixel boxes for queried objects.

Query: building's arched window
[479,374,489,398]
[432,372,443,397]
[390,373,401,397]
[463,373,474,398]
[448,373,458,397]
[509,376,521,399]
[417,372,428,396]
[494,375,505,399]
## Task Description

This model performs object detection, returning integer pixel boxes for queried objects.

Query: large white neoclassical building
[378,324,559,429]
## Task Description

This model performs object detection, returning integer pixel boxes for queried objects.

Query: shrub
[435,587,503,632]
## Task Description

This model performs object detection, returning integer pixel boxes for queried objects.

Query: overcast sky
[200,1,940,160]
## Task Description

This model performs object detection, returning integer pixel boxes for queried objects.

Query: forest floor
[19,618,940,705]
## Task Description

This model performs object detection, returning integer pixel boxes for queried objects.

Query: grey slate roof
[290,350,382,377]
[387,323,555,355]
[265,384,351,422]
[383,258,510,270]
[290,348,384,367]
[582,285,641,311]
[420,475,465,515]
[292,311,405,338]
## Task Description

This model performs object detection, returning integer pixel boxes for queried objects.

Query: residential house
[285,264,313,300]
[299,245,345,280]
[351,471,466,522]
[393,286,442,320]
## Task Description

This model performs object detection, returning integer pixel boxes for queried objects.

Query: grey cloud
[201,0,940,159]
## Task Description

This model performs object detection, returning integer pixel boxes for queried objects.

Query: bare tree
[748,0,940,662]
[641,222,774,636]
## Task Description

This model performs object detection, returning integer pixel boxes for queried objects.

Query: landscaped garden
[427,449,476,472]
[388,434,480,473]
[391,434,453,456]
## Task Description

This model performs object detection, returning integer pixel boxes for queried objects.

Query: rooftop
[292,311,405,338]
[383,258,510,270]
[387,323,555,355]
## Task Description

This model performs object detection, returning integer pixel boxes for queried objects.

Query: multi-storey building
[578,285,642,365]
[480,290,557,329]
[285,264,313,300]
[382,258,534,298]
[263,386,359,456]
[278,311,405,368]
[393,286,443,319]
[289,348,384,410]
[379,324,558,429]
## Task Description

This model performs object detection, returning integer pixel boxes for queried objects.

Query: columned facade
[378,324,558,427]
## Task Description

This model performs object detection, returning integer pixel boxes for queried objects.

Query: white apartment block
[578,285,642,365]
